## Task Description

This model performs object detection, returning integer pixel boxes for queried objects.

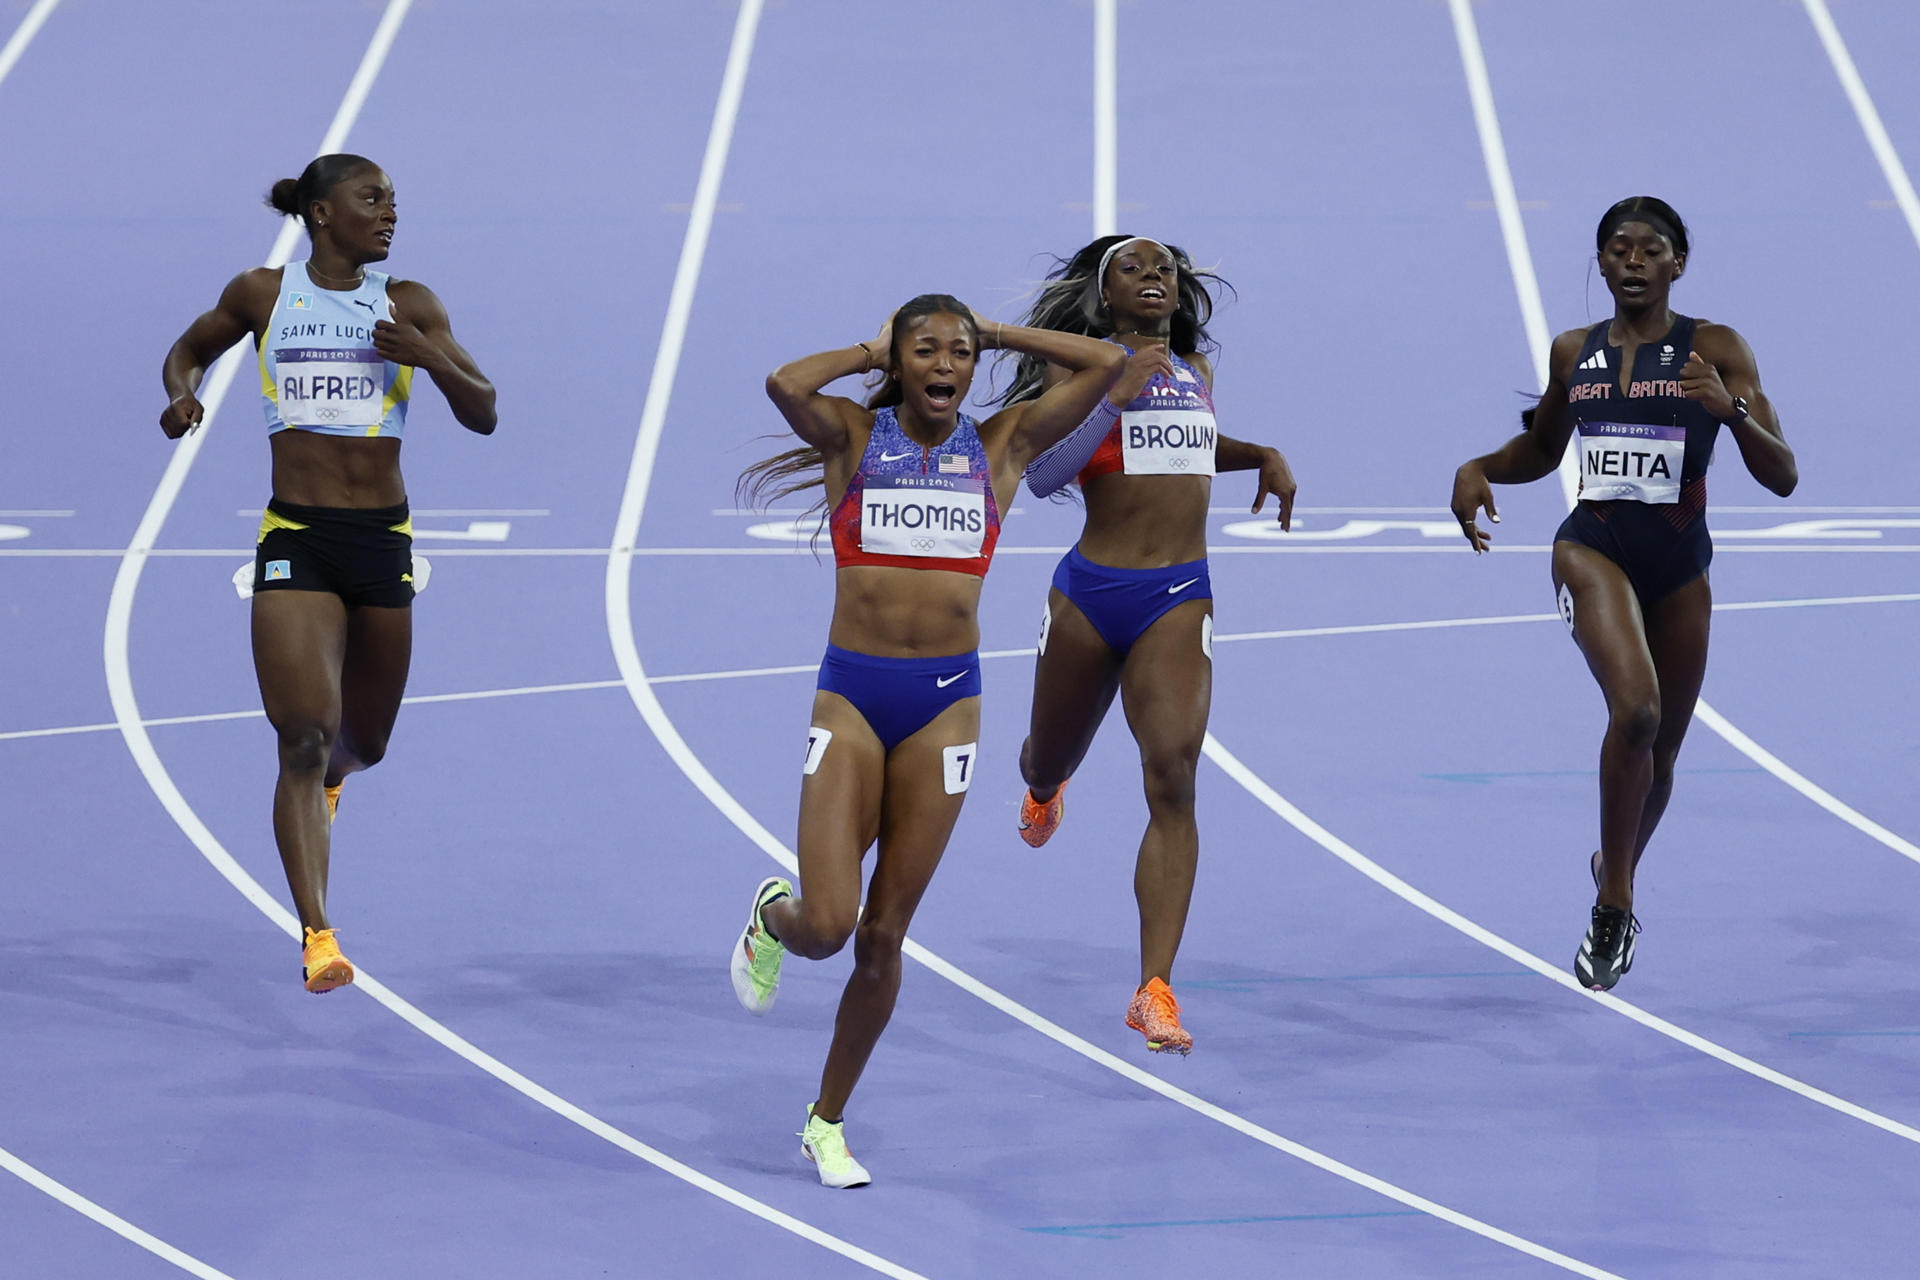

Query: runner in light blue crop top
[258,260,413,438]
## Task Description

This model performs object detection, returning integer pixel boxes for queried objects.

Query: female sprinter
[731,294,1124,1187]
[159,154,496,993]
[1000,235,1296,1055]
[1451,197,1795,991]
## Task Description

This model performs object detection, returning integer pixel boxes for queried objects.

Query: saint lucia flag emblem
[288,293,314,310]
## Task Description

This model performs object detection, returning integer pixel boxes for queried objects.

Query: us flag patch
[938,454,969,474]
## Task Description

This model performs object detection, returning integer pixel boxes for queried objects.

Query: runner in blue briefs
[1451,197,1797,991]
[160,154,495,993]
[728,294,1123,1188]
[994,236,1297,1054]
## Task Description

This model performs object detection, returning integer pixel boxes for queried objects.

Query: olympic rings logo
[1170,457,1189,471]
[317,408,341,421]
[910,537,936,552]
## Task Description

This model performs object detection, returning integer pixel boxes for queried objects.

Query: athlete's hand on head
[1106,343,1175,406]
[865,312,896,371]
[1679,349,1734,419]
[1450,461,1499,554]
[373,303,436,368]
[1250,447,1297,531]
[968,307,998,350]
[160,392,204,439]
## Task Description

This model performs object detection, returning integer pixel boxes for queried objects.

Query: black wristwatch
[1722,395,1749,425]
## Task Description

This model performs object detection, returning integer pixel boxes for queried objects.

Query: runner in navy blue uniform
[1451,198,1796,989]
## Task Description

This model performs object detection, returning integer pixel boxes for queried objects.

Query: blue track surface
[3,3,1917,1276]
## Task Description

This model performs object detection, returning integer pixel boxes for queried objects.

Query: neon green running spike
[800,1105,871,1189]
[729,876,790,1015]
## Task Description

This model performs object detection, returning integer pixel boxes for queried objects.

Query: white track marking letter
[942,742,977,795]
[804,727,832,776]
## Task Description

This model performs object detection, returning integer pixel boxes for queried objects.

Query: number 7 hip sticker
[804,727,832,776]
[942,742,978,795]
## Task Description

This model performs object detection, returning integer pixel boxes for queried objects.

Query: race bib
[1577,420,1683,503]
[277,347,386,428]
[1120,410,1217,475]
[860,476,987,558]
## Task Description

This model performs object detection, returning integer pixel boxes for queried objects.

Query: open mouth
[925,383,957,408]
[1139,287,1167,302]
[1619,276,1648,294]
[375,229,394,244]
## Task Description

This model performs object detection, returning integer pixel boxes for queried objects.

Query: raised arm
[379,280,497,435]
[985,323,1127,471]
[763,319,887,456]
[1450,327,1588,552]
[1683,323,1795,497]
[160,268,275,438]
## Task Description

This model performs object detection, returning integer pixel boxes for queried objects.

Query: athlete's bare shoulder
[1180,348,1214,389]
[1547,325,1591,380]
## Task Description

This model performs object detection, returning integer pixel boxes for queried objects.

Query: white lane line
[0,1143,234,1280]
[1446,0,1920,872]
[1446,0,1568,500]
[100,6,920,1276]
[1804,0,1920,253]
[1091,0,1117,237]
[7,2,231,1272]
[11,542,1920,559]
[0,0,59,90]
[230,508,550,518]
[15,590,1916,745]
[1204,736,1920,1146]
[602,18,1615,1280]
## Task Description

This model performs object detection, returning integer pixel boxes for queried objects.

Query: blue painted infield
[6,1,1920,1277]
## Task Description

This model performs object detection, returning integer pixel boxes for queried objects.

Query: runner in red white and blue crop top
[159,154,495,996]
[827,402,1001,577]
[993,235,1297,1057]
[1452,197,1797,993]
[726,294,1125,1188]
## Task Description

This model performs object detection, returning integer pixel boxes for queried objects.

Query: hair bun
[266,178,301,217]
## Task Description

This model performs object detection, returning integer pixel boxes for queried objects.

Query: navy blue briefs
[816,644,981,752]
[1051,546,1211,655]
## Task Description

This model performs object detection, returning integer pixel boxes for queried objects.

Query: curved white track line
[601,9,1619,1279]
[0,1143,234,1280]
[1803,0,1920,253]
[1182,0,1919,1152]
[1446,0,1920,870]
[0,0,59,90]
[7,2,234,1272]
[100,6,923,1278]
[1203,736,1920,1147]
[17,587,1919,744]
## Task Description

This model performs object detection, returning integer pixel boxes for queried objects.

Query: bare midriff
[827,565,983,658]
[1075,471,1211,567]
[268,431,406,508]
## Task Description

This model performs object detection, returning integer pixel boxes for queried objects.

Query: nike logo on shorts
[936,672,966,688]
[1167,577,1201,595]
[879,449,916,462]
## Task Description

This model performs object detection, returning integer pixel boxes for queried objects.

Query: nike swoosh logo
[879,450,916,462]
[935,672,966,688]
[1167,577,1201,594]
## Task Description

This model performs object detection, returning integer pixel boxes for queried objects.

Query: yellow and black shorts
[254,499,416,609]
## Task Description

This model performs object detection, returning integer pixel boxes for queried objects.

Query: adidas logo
[1577,350,1609,371]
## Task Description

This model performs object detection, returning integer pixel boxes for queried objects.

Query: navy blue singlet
[1555,315,1722,606]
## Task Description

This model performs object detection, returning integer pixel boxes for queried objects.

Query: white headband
[1096,236,1175,288]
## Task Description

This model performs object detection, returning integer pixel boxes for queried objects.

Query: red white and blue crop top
[829,407,1002,578]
